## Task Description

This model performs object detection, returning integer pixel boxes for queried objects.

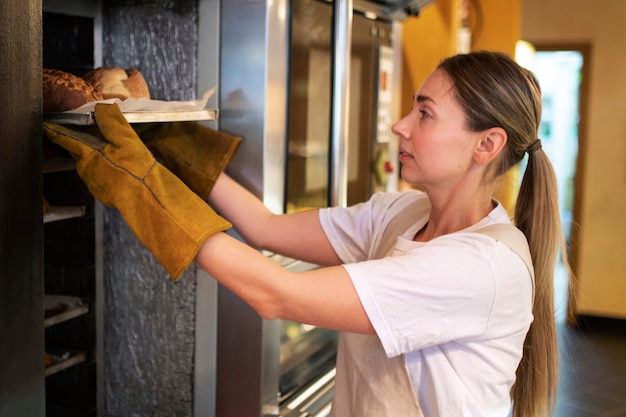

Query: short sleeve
[319,190,429,263]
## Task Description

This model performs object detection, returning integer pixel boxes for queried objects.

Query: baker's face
[391,69,479,190]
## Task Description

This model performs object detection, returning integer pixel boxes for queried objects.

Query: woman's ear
[474,127,507,164]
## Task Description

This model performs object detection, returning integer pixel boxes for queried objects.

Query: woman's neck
[414,193,496,242]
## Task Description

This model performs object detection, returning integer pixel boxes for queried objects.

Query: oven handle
[329,0,352,208]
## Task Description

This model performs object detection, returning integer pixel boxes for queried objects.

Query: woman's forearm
[208,173,342,266]
[195,232,375,335]
[208,173,273,248]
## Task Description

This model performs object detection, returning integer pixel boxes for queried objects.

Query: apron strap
[475,223,535,299]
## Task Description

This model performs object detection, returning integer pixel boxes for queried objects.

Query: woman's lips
[399,148,413,161]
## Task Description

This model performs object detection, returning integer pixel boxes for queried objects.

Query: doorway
[531,45,589,323]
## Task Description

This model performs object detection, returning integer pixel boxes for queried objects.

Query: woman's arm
[209,173,342,266]
[195,232,375,334]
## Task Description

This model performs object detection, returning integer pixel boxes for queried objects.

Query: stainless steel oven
[214,0,434,416]
[285,0,396,212]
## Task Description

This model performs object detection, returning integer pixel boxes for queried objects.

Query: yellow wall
[521,0,626,319]
[470,0,521,55]
[401,0,521,114]
[400,0,461,117]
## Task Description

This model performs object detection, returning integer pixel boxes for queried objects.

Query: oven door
[285,0,395,214]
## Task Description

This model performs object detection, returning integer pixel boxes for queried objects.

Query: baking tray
[43,109,218,126]
[44,294,89,327]
[43,205,87,224]
[45,348,87,377]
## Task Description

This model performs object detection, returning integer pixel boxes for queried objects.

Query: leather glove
[43,103,232,280]
[133,121,241,200]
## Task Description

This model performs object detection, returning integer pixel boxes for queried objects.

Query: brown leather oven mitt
[43,103,232,280]
[132,122,241,200]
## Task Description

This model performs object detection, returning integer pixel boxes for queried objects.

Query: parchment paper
[65,87,216,113]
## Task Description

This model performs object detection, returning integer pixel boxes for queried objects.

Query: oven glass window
[285,0,333,213]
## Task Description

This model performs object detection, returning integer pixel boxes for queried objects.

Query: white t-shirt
[319,190,533,417]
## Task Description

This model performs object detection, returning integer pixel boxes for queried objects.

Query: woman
[44,51,567,417]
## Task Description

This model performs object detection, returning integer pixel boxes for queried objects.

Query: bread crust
[124,68,151,99]
[82,67,150,100]
[43,68,104,113]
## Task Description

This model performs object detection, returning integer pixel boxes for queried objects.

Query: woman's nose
[391,114,411,140]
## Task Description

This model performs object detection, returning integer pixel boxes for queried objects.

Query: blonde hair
[439,51,572,417]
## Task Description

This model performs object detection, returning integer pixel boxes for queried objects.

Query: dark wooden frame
[532,43,592,324]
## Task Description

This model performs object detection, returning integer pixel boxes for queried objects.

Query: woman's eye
[419,109,430,119]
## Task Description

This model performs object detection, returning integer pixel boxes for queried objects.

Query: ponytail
[512,143,566,417]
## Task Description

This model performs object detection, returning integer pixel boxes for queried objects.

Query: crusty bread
[43,68,104,113]
[82,66,150,100]
[82,67,129,100]
[124,68,151,99]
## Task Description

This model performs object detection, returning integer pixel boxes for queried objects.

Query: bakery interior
[1,0,626,416]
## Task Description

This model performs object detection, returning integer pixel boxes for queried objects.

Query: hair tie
[526,139,542,154]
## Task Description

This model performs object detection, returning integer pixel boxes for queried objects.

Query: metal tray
[44,109,218,125]
[44,348,87,377]
[44,295,89,327]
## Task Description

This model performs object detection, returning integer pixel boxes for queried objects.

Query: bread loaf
[82,67,150,100]
[43,68,104,113]
[124,68,151,99]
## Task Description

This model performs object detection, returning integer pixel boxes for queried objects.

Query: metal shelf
[44,295,90,377]
[44,109,218,125]
[44,205,87,224]
[44,295,89,328]
[44,349,87,377]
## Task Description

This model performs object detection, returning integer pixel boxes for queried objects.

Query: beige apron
[329,198,533,417]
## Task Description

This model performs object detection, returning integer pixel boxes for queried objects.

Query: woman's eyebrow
[413,93,436,104]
